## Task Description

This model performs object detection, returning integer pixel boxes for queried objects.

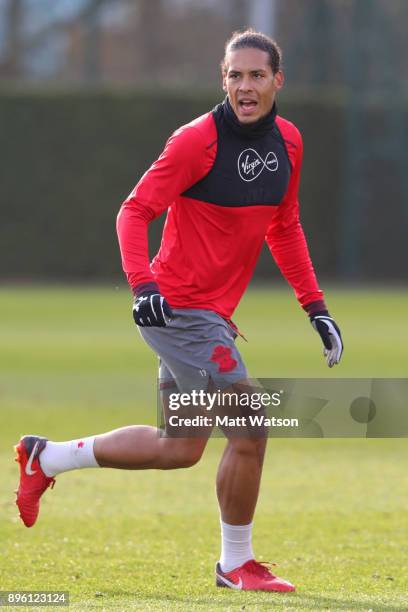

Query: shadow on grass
[99,590,405,611]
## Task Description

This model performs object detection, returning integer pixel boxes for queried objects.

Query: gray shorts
[139,309,248,393]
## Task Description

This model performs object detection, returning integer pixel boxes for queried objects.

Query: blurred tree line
[1,0,407,94]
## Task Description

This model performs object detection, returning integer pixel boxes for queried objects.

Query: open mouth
[238,99,258,114]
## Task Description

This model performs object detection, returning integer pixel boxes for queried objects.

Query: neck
[223,96,277,138]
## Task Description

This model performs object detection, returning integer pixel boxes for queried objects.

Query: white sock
[219,519,254,572]
[39,436,99,477]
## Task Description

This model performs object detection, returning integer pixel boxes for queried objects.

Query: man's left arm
[265,129,343,367]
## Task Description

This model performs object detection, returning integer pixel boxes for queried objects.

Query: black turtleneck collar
[220,96,278,139]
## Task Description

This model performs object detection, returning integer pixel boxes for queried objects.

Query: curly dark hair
[222,28,282,75]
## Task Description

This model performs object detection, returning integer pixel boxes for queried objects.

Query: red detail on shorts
[159,381,177,390]
[77,441,84,449]
[210,345,238,373]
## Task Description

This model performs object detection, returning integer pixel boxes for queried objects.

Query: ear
[222,70,227,92]
[273,70,284,91]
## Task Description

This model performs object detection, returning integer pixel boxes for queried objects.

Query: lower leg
[216,437,267,571]
[216,437,266,524]
[40,425,208,476]
[94,425,208,470]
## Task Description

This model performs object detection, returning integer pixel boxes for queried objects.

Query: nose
[238,74,253,92]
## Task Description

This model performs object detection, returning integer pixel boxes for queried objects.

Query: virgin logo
[238,148,278,182]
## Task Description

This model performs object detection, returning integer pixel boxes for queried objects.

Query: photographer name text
[168,415,299,428]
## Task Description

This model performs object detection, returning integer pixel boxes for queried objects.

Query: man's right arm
[116,124,213,294]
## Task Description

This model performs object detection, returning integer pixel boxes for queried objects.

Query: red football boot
[215,559,295,592]
[14,436,55,527]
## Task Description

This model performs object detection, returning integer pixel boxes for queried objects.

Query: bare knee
[227,436,267,462]
[163,439,206,469]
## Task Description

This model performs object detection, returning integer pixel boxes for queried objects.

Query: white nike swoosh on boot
[25,441,39,476]
[217,573,243,589]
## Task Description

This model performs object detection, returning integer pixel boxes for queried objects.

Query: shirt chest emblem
[237,148,279,182]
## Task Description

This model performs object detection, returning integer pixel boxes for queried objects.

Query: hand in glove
[133,291,173,327]
[310,311,343,368]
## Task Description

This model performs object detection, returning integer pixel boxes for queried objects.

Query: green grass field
[1,286,408,611]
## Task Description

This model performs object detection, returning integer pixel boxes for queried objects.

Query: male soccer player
[14,30,343,592]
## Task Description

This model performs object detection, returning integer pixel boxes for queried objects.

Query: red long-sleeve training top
[117,100,324,320]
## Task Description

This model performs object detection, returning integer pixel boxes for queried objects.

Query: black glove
[310,311,343,368]
[132,291,173,327]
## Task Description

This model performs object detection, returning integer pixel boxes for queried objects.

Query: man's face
[223,47,284,124]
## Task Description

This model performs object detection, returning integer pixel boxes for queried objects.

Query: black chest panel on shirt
[182,102,292,207]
